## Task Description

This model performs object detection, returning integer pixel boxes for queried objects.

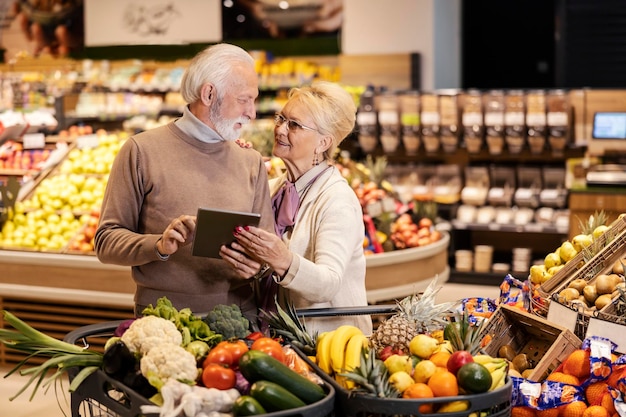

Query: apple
[378,346,394,361]
[447,350,474,376]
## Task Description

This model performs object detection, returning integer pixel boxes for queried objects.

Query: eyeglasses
[274,113,319,133]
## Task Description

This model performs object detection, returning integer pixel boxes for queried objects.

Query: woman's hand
[157,215,196,256]
[231,226,293,278]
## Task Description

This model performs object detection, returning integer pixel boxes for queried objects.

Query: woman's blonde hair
[288,81,356,161]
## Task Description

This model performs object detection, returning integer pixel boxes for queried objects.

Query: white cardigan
[269,164,373,335]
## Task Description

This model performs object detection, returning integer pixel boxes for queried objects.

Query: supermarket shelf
[451,220,568,235]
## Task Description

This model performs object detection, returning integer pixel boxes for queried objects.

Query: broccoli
[203,304,250,340]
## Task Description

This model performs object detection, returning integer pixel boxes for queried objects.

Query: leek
[0,310,103,401]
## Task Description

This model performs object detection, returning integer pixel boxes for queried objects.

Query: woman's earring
[312,152,319,166]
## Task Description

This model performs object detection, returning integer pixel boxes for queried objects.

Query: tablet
[191,208,261,258]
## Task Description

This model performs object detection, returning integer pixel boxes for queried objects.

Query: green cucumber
[238,349,325,404]
[249,380,306,411]
[232,395,267,416]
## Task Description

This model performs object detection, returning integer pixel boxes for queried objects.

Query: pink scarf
[271,180,300,237]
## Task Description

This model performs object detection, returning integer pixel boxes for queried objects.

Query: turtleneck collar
[175,105,223,143]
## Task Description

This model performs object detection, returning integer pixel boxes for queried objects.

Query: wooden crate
[481,304,582,382]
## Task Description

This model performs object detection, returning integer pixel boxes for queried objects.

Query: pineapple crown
[260,296,317,356]
[395,276,459,331]
[577,210,608,235]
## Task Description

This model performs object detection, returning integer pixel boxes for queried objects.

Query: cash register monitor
[587,111,626,156]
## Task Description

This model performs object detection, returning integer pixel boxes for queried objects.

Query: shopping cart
[63,320,335,417]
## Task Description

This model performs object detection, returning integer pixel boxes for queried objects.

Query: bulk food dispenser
[462,90,484,154]
[526,90,547,154]
[484,90,506,155]
[399,90,421,155]
[439,90,460,153]
[356,88,378,153]
[547,89,570,156]
[504,90,526,154]
[376,92,401,154]
[420,92,440,153]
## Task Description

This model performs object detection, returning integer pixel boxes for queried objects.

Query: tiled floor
[0,283,502,417]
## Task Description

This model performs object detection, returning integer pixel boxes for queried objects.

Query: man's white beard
[210,99,250,141]
[214,116,249,141]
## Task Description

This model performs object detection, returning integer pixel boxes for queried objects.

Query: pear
[559,241,578,263]
[571,234,593,252]
[544,252,562,269]
[529,264,548,285]
[593,225,610,240]
[547,265,565,278]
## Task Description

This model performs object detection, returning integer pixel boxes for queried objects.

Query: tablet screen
[592,112,626,139]
[191,208,261,258]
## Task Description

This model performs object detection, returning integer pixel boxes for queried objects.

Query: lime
[456,362,492,394]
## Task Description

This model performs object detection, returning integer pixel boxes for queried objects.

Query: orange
[547,371,581,386]
[402,382,434,413]
[582,405,609,417]
[512,406,538,417]
[427,369,458,397]
[560,401,587,417]
[585,382,609,405]
[429,351,451,368]
[537,407,562,417]
[563,350,591,380]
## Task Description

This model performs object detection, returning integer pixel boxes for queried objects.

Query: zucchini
[249,380,306,412]
[239,349,325,404]
[232,395,267,416]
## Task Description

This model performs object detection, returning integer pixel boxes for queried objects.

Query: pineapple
[339,345,399,398]
[370,277,458,355]
[260,297,317,356]
[443,309,487,355]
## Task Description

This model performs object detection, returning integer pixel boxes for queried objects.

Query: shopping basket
[63,320,335,417]
[296,305,512,417]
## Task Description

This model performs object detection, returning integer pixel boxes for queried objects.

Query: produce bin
[480,304,582,382]
[531,215,626,339]
[296,306,512,417]
[64,321,335,417]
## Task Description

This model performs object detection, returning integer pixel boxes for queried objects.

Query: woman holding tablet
[220,81,372,335]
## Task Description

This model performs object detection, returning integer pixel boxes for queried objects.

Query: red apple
[447,350,474,376]
[378,345,394,361]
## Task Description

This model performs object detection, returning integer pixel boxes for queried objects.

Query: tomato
[216,340,249,365]
[203,346,234,368]
[250,337,285,363]
[201,363,236,390]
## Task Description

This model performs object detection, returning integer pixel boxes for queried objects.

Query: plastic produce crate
[295,306,512,417]
[64,321,335,417]
[480,304,582,382]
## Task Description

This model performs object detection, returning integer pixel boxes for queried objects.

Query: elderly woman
[221,81,372,335]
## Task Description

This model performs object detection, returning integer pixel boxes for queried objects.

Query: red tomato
[216,340,249,365]
[203,346,234,368]
[201,363,236,390]
[250,337,285,363]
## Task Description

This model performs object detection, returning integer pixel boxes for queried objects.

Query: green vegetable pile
[203,304,250,340]
[142,297,221,346]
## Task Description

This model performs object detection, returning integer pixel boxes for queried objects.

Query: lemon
[456,362,492,394]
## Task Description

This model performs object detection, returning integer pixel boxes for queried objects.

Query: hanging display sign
[84,0,221,46]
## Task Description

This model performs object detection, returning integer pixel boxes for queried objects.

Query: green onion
[0,310,104,401]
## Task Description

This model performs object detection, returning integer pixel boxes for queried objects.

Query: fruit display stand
[531,215,626,339]
[364,231,450,304]
[480,304,582,382]
[63,321,336,417]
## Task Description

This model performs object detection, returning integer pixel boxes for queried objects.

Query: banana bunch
[473,354,508,391]
[316,325,368,388]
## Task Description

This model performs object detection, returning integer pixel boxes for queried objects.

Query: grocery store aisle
[0,283,502,417]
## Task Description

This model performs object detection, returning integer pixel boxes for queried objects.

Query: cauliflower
[121,315,182,356]
[140,343,199,390]
[203,304,250,340]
